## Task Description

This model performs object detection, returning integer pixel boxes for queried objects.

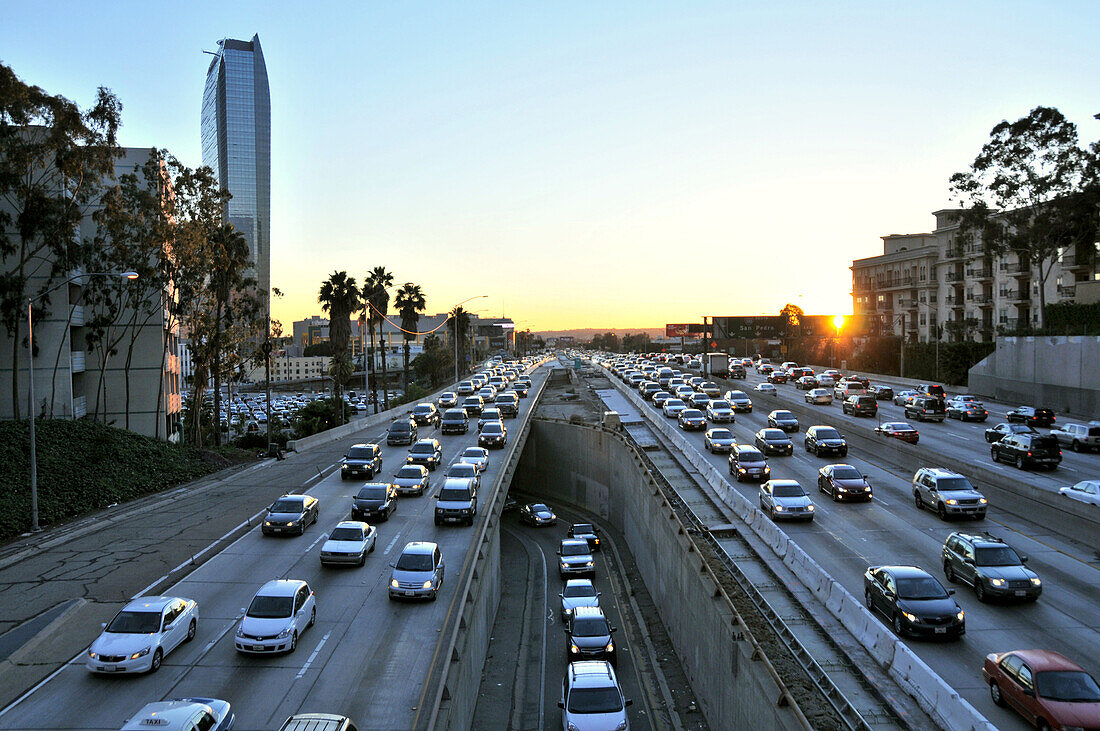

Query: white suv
[235,579,316,654]
[559,660,631,730]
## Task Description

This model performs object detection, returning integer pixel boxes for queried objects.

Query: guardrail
[600,363,996,731]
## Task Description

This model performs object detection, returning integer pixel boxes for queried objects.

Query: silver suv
[912,467,988,521]
[558,660,631,730]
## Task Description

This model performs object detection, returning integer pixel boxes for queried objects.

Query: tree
[950,106,1098,328]
[412,333,453,387]
[394,282,426,390]
[447,306,471,377]
[318,270,359,425]
[0,62,123,418]
[362,266,393,411]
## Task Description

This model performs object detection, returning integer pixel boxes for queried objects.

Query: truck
[704,352,729,378]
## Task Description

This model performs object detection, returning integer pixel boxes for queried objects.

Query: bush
[292,397,351,437]
[233,430,289,450]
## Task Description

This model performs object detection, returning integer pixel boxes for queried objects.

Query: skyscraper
[201,34,271,312]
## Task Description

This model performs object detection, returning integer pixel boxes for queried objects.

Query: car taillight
[1027,452,1032,456]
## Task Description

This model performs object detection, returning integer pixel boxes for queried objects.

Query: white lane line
[534,539,549,731]
[296,631,331,679]
[0,650,84,718]
[203,614,243,654]
[1062,467,1077,473]
[382,533,403,556]
[875,497,891,507]
[303,532,327,555]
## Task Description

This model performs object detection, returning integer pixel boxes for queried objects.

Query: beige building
[852,209,1098,342]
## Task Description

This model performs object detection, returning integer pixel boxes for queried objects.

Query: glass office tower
[201,34,271,312]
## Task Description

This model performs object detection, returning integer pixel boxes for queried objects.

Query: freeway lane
[0,365,549,731]
[600,362,1100,730]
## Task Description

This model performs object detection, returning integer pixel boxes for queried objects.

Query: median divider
[601,364,996,731]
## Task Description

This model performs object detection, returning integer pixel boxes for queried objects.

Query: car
[406,438,443,470]
[651,391,673,409]
[1006,406,1056,428]
[386,418,418,446]
[1051,422,1100,452]
[863,565,964,639]
[688,376,705,389]
[263,494,319,536]
[513,383,530,397]
[729,445,770,482]
[724,390,754,411]
[341,443,382,480]
[767,370,789,384]
[564,606,617,665]
[320,521,377,566]
[351,482,397,522]
[559,661,632,731]
[677,408,707,431]
[753,382,776,394]
[757,363,775,375]
[874,421,920,443]
[279,714,359,731]
[438,391,459,409]
[870,385,894,400]
[805,388,832,405]
[904,396,946,423]
[434,477,477,525]
[704,427,736,453]
[915,383,946,400]
[729,363,747,379]
[700,381,721,397]
[982,649,1100,729]
[558,538,596,579]
[842,394,878,417]
[795,375,818,390]
[393,464,431,496]
[456,380,475,395]
[478,386,497,403]
[459,446,490,472]
[479,420,508,448]
[1059,479,1100,506]
[87,596,198,674]
[559,579,601,622]
[755,428,793,456]
[991,433,1062,470]
[389,541,445,601]
[411,402,441,426]
[767,410,799,432]
[804,425,847,457]
[817,464,872,502]
[568,522,601,551]
[705,399,735,423]
[834,382,866,401]
[912,467,987,520]
[893,390,919,406]
[688,392,711,410]
[441,407,470,434]
[662,398,688,418]
[759,479,814,521]
[520,502,557,526]
[942,531,1041,602]
[461,395,484,416]
[478,407,504,430]
[946,399,988,422]
[495,392,520,417]
[444,461,482,490]
[985,422,1039,443]
[121,698,234,731]
[235,579,315,653]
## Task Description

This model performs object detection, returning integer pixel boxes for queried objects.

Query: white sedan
[753,383,777,394]
[87,596,197,674]
[662,398,688,418]
[1060,480,1100,506]
[805,388,833,405]
[320,521,377,566]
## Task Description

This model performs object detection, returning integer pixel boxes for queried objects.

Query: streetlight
[26,270,138,532]
[447,295,489,383]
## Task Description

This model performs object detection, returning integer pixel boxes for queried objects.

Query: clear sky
[3,1,1098,331]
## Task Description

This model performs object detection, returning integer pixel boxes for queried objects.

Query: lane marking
[296,631,331,679]
[203,614,243,655]
[382,533,403,556]
[303,532,327,555]
[534,539,548,731]
[0,650,84,718]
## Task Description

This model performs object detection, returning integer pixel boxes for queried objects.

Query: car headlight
[807,505,815,511]
[605,641,614,652]
[989,578,1006,587]
[264,520,272,526]
[570,644,580,654]
[131,647,151,659]
[585,561,594,567]
[88,651,97,659]
[236,625,244,637]
[763,466,770,473]
[774,505,785,512]
[277,627,292,639]
[391,579,400,588]
[978,498,988,505]
[561,562,569,569]
[945,499,958,505]
[423,580,433,588]
[1030,577,1042,586]
[739,468,747,473]
[550,514,556,520]
[901,612,917,623]
[956,610,965,621]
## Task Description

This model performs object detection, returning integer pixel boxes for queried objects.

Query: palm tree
[318,271,360,425]
[363,266,394,412]
[447,306,472,380]
[395,283,427,391]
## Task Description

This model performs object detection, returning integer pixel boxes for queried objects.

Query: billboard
[712,315,866,339]
[666,323,705,337]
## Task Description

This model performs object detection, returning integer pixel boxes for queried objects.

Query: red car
[873,422,919,444]
[983,649,1100,729]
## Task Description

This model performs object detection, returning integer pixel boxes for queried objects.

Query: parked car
[874,421,919,443]
[817,464,872,502]
[759,479,814,521]
[88,596,198,674]
[388,542,444,601]
[804,426,847,457]
[942,531,1041,602]
[991,433,1062,470]
[704,427,736,453]
[755,428,793,456]
[320,521,377,566]
[912,467,987,520]
[985,422,1039,443]
[1006,406,1056,428]
[1059,480,1100,506]
[904,397,946,423]
[263,495,319,536]
[1050,422,1100,452]
[235,579,315,653]
[729,445,770,482]
[863,565,964,639]
[340,443,383,480]
[982,650,1100,729]
[767,410,799,432]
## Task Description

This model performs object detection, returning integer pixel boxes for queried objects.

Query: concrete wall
[516,420,810,731]
[968,336,1100,418]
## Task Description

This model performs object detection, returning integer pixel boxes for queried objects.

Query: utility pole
[263,337,273,456]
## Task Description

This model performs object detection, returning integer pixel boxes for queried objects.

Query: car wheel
[833,487,841,502]
[865,590,874,611]
[914,491,923,510]
[308,607,316,627]
[938,503,949,520]
[1016,455,1025,470]
[975,581,986,602]
[340,474,348,481]
[185,619,197,642]
[1072,439,1081,452]
[990,448,999,462]
[149,647,163,673]
[289,631,298,653]
[989,681,1006,707]
[1037,720,1051,731]
[892,613,905,635]
[840,449,847,458]
[944,562,956,583]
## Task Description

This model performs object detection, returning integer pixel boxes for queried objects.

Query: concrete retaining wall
[968,336,1100,419]
[516,420,811,731]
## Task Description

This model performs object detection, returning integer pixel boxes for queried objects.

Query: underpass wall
[516,419,809,731]
[968,336,1100,418]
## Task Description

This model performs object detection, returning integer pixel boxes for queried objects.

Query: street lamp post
[26,270,138,532]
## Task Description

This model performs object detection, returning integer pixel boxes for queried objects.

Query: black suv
[387,419,418,446]
[411,402,441,426]
[804,426,848,457]
[990,433,1062,470]
[729,445,770,482]
[942,532,1041,602]
[904,397,946,423]
[729,363,746,379]
[842,395,878,417]
[341,443,382,480]
[441,408,470,434]
[1006,406,1056,428]
[406,438,443,470]
[568,523,601,551]
[564,606,617,666]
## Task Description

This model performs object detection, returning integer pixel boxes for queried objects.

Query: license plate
[98,666,121,672]
[272,527,283,532]
[934,627,947,634]
[405,590,416,596]
[252,645,265,651]
[1015,590,1026,596]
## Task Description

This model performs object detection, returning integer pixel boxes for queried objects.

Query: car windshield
[246,595,293,618]
[974,546,1022,566]
[711,430,733,440]
[573,524,594,534]
[347,447,375,459]
[1035,671,1100,702]
[439,487,471,501]
[682,409,703,418]
[564,584,596,598]
[730,392,747,399]
[329,527,364,542]
[462,449,484,459]
[561,543,589,557]
[815,428,841,439]
[389,422,411,433]
[568,687,623,714]
[740,450,764,462]
[531,504,549,512]
[396,553,434,571]
[571,617,609,637]
[397,467,424,478]
[895,577,948,600]
[270,499,302,513]
[774,411,793,419]
[710,400,730,409]
[772,484,804,497]
[833,467,862,480]
[106,610,161,634]
[483,424,503,434]
[666,399,685,408]
[356,485,388,500]
[936,477,974,492]
[448,465,477,477]
[763,430,787,440]
[413,406,430,414]
[444,410,465,419]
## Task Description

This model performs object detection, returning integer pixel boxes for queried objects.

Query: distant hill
[533,327,665,341]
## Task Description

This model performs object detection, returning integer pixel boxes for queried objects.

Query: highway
[0,365,550,731]
[601,359,1100,729]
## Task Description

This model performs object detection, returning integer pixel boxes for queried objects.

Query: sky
[3,1,1099,331]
